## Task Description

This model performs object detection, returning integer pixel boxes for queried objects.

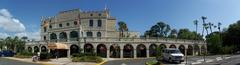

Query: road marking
[121,63,126,65]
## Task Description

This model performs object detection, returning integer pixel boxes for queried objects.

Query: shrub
[72,56,103,63]
[14,51,33,58]
[39,52,51,61]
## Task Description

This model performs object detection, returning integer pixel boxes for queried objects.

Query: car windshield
[169,50,181,53]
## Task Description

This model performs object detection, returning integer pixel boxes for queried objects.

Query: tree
[157,22,166,37]
[168,29,177,38]
[144,22,171,38]
[193,20,198,39]
[208,22,214,33]
[164,25,171,37]
[201,16,207,37]
[118,21,128,38]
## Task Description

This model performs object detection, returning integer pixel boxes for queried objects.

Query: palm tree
[208,22,214,33]
[118,21,128,38]
[204,23,209,35]
[218,22,222,32]
[201,16,207,37]
[193,20,198,40]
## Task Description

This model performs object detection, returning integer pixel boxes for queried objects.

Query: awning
[48,43,68,49]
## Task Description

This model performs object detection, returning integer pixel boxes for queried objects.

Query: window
[43,36,46,40]
[74,21,78,25]
[49,20,51,22]
[90,14,93,16]
[86,32,93,37]
[98,13,101,16]
[97,20,102,27]
[89,20,93,27]
[49,25,52,29]
[44,27,47,32]
[97,32,101,37]
[59,24,62,27]
[66,23,70,26]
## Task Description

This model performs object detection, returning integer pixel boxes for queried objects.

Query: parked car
[1,50,15,57]
[163,48,184,63]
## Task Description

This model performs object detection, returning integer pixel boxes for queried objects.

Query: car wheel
[168,58,172,63]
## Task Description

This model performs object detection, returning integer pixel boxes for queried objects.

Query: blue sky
[0,0,240,40]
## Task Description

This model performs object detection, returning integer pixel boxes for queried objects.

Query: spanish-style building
[26,9,206,58]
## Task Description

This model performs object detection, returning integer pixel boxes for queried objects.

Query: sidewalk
[3,57,97,65]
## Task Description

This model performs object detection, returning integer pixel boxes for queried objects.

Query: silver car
[163,48,184,63]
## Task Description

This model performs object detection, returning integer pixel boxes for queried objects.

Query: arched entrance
[34,46,39,53]
[194,45,200,55]
[110,44,120,58]
[137,44,146,57]
[169,44,176,48]
[84,43,94,54]
[70,44,80,55]
[201,45,206,55]
[123,44,134,58]
[28,47,32,52]
[187,45,193,55]
[41,46,47,52]
[97,44,107,57]
[149,44,157,57]
[178,45,185,54]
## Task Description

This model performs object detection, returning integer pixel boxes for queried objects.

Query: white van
[163,48,184,63]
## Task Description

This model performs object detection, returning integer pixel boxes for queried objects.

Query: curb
[96,60,107,65]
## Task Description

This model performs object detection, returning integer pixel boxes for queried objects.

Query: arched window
[59,24,62,27]
[49,25,52,29]
[98,13,101,16]
[86,32,93,37]
[97,32,101,37]
[97,20,102,27]
[74,21,78,25]
[50,33,57,40]
[66,23,70,26]
[44,27,47,32]
[43,36,46,40]
[89,20,93,27]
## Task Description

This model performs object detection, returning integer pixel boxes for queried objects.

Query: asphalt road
[0,57,41,65]
[197,54,240,65]
[102,55,235,65]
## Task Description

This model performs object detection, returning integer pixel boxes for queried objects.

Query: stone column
[193,46,195,56]
[107,49,110,58]
[66,31,70,42]
[32,46,34,53]
[147,49,150,58]
[134,49,137,58]
[120,49,123,58]
[67,49,71,58]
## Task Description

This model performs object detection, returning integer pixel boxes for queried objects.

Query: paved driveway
[0,57,41,65]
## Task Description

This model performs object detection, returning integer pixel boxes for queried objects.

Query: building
[26,9,206,58]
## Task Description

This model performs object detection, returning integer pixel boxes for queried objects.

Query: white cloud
[0,33,10,39]
[15,30,40,41]
[0,9,26,32]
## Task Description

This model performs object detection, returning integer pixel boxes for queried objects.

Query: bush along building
[26,8,205,58]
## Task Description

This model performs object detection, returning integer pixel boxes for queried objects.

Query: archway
[84,43,94,54]
[169,44,176,48]
[137,44,146,57]
[41,46,47,52]
[110,44,120,58]
[34,46,39,53]
[70,31,79,41]
[187,45,193,55]
[70,44,80,55]
[178,45,185,55]
[123,44,134,58]
[28,47,32,52]
[201,45,206,55]
[194,45,200,55]
[97,44,107,57]
[149,44,157,57]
